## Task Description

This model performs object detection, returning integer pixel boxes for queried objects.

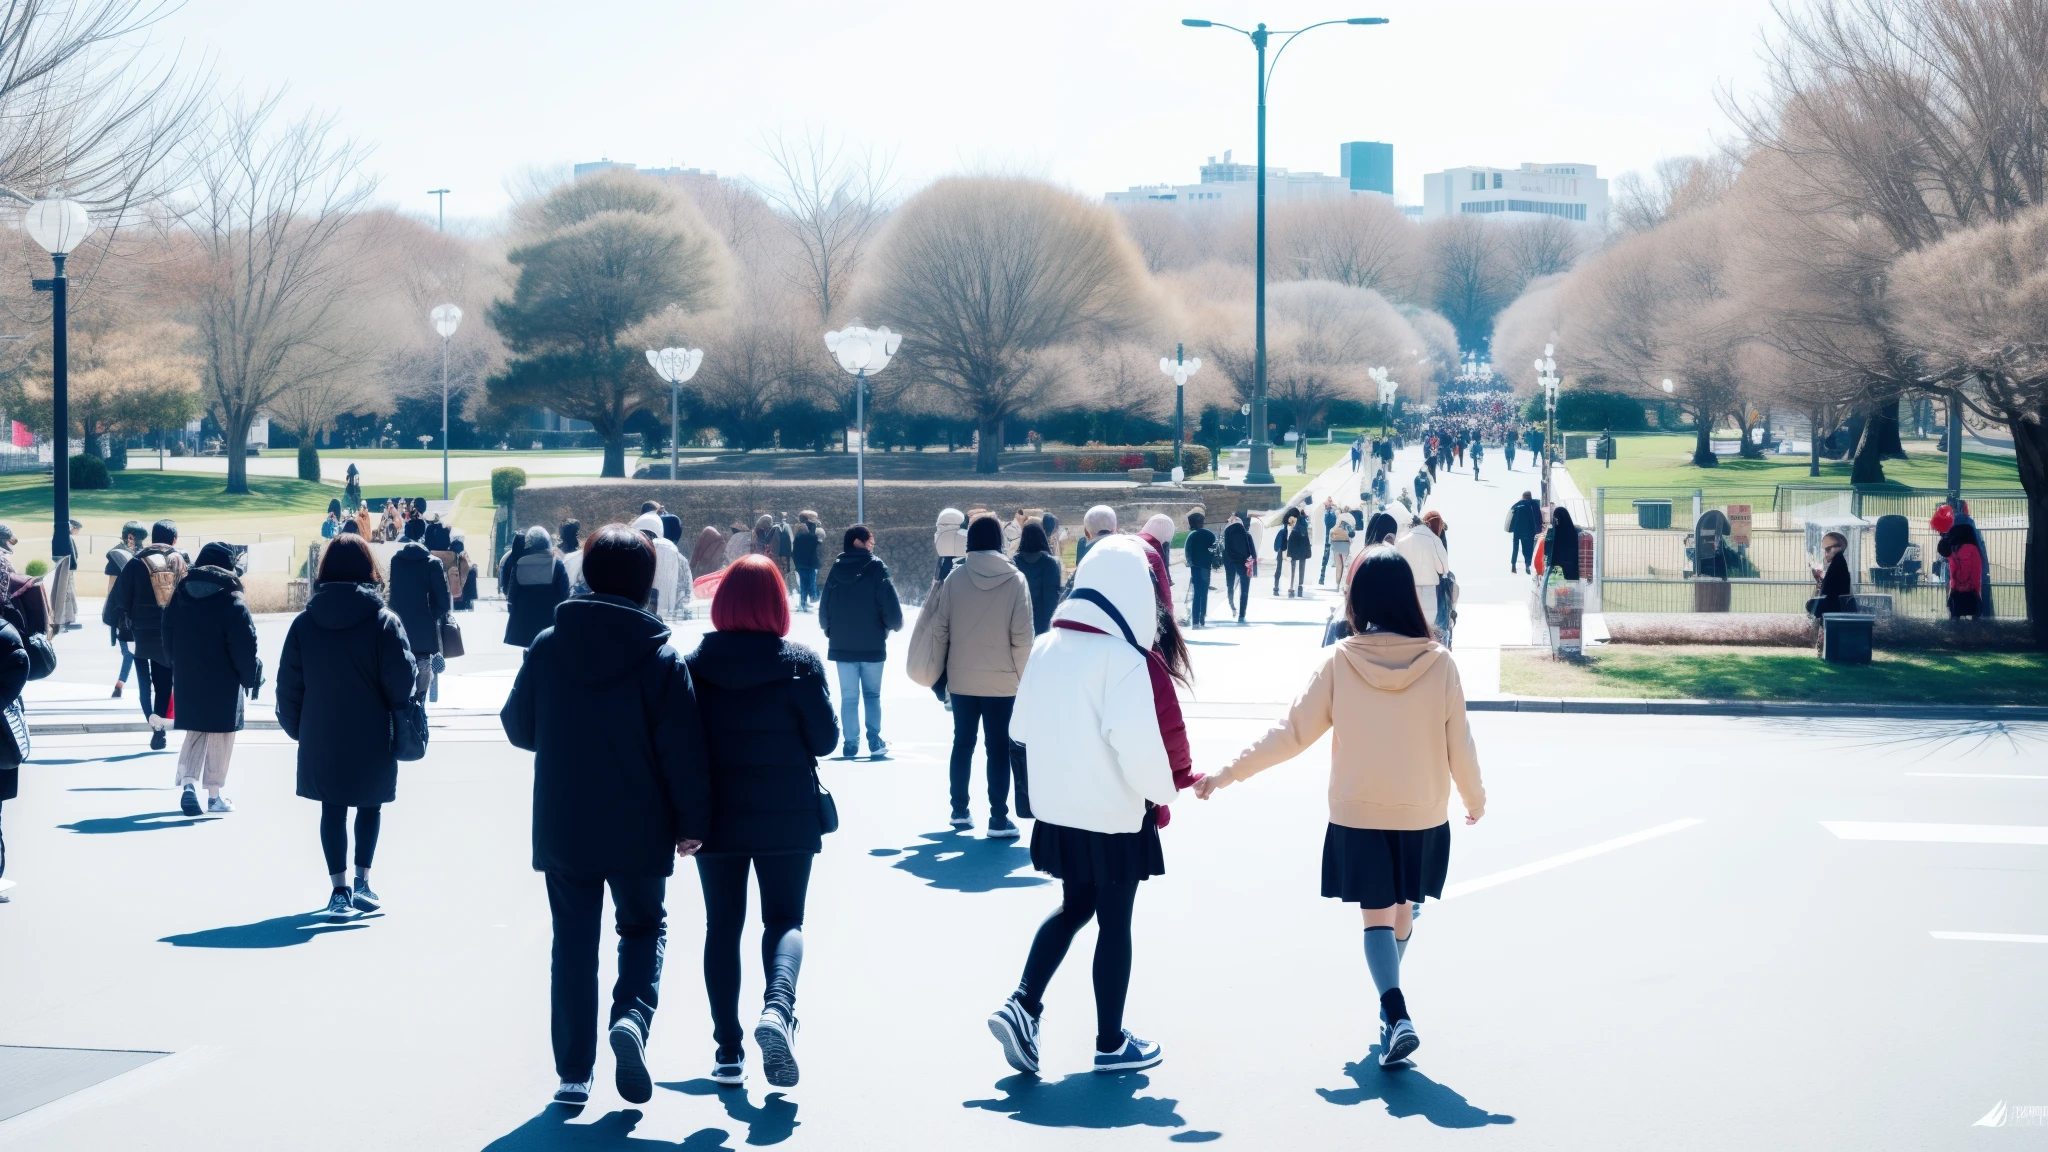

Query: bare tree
[759,130,893,324]
[1502,216,1586,282]
[1265,280,1424,440]
[1612,155,1739,234]
[858,177,1158,473]
[1267,195,1418,297]
[1421,215,1518,352]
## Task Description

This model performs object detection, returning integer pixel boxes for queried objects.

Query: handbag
[438,617,465,659]
[391,694,429,761]
[2,697,28,763]
[815,768,839,834]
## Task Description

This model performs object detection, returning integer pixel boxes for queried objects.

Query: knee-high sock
[1364,926,1401,996]
[1396,928,1410,963]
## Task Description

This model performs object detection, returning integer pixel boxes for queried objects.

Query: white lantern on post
[1158,346,1201,481]
[823,323,902,524]
[645,346,705,482]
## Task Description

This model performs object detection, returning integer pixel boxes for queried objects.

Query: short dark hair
[843,524,871,550]
[151,519,178,544]
[582,524,656,605]
[1346,546,1432,639]
[558,520,581,552]
[317,535,381,585]
[404,517,426,540]
[1187,511,1205,529]
[121,520,147,543]
[640,501,661,514]
[966,515,1003,552]
[1019,522,1049,553]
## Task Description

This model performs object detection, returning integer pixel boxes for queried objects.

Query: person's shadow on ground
[662,1080,797,1145]
[35,751,166,765]
[59,810,218,834]
[160,910,384,948]
[481,1106,733,1150]
[963,1072,1202,1132]
[870,830,1047,893]
[1318,1057,1516,1128]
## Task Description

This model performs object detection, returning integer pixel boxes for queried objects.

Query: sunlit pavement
[2,562,2044,1149]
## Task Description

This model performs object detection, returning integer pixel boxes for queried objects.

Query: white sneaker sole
[1380,1027,1420,1066]
[755,1018,799,1088]
[987,1014,1039,1074]
[610,1023,653,1103]
[1094,1051,1163,1074]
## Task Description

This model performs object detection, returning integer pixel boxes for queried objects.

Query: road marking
[1439,818,1704,901]
[1905,773,2048,781]
[1822,822,2048,845]
[1930,931,2048,945]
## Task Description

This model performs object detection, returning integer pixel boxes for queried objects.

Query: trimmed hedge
[491,466,528,506]
[68,454,110,489]
[1032,446,1212,475]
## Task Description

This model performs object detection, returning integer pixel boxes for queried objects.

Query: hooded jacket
[161,544,261,732]
[1508,497,1543,537]
[1012,547,1063,634]
[685,631,839,855]
[501,595,711,876]
[1222,520,1254,565]
[1395,521,1450,587]
[1221,631,1484,831]
[634,513,689,612]
[386,541,450,655]
[103,543,186,663]
[1012,537,1177,835]
[818,550,903,662]
[502,547,568,647]
[906,550,1033,697]
[278,581,417,807]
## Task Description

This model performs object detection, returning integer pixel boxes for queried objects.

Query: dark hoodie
[1012,548,1063,634]
[685,631,839,856]
[103,541,186,662]
[818,550,904,662]
[279,581,417,806]
[501,595,711,877]
[162,542,261,732]
[502,548,568,648]
[387,541,450,655]
[1222,519,1254,566]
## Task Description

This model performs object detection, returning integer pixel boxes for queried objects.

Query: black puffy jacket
[278,582,417,807]
[1183,528,1217,578]
[502,550,568,648]
[1222,521,1254,565]
[790,523,822,570]
[0,619,27,791]
[387,542,450,655]
[161,561,261,732]
[1012,549,1063,635]
[818,551,903,663]
[685,631,839,856]
[102,544,184,663]
[501,595,711,877]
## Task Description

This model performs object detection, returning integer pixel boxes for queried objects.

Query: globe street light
[1535,343,1560,505]
[1369,365,1398,438]
[823,323,901,523]
[1184,14,1387,487]
[431,304,463,500]
[1158,344,1201,480]
[26,197,93,567]
[645,346,705,484]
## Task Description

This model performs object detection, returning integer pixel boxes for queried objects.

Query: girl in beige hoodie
[1196,546,1485,1067]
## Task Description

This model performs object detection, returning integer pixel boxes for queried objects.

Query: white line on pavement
[1439,818,1705,901]
[1822,822,2048,845]
[1929,931,2048,944]
[1904,773,2048,781]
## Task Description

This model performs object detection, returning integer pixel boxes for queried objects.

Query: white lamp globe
[431,303,463,339]
[25,198,92,255]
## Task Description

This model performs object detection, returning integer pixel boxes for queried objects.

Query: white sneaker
[206,795,234,814]
[553,1080,592,1106]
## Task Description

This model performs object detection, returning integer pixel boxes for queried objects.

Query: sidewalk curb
[1466,698,2048,722]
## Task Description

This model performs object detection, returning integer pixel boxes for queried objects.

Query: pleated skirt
[1320,821,1451,907]
[1029,812,1165,886]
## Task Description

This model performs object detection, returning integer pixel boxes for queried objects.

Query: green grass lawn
[1276,441,1351,504]
[0,471,334,522]
[1565,433,2019,502]
[1501,643,2048,705]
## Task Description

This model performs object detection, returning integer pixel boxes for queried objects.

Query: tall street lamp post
[428,188,450,232]
[645,346,705,484]
[823,323,901,524]
[431,304,463,500]
[26,197,93,566]
[1158,344,1201,481]
[1183,14,1386,487]
[1370,365,1397,439]
[1535,344,1559,505]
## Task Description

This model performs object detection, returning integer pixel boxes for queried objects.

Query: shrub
[24,559,48,578]
[297,443,321,482]
[68,454,109,489]
[491,466,528,506]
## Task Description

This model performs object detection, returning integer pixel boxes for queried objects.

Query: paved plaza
[2,455,2044,1149]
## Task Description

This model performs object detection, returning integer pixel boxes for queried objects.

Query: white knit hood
[1051,534,1157,649]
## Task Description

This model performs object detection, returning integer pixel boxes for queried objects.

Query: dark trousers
[546,872,667,1082]
[1189,572,1211,627]
[140,659,171,721]
[1319,534,1334,581]
[1224,563,1248,620]
[796,567,818,610]
[319,803,382,875]
[1288,556,1308,594]
[698,853,811,1056]
[949,694,1015,820]
[1018,877,1141,1052]
[1511,532,1536,571]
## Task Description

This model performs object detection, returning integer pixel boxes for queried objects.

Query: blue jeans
[796,567,819,610]
[834,661,884,752]
[115,633,134,683]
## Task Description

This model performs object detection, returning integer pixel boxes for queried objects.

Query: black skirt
[1030,812,1164,886]
[1320,822,1451,907]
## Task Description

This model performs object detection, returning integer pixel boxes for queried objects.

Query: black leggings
[698,853,812,1056]
[319,803,382,876]
[1018,877,1140,1053]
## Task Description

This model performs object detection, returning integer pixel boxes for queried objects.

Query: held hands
[675,838,703,858]
[1193,773,1233,800]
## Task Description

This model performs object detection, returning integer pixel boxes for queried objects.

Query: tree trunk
[224,405,253,494]
[1691,409,1717,468]
[2010,410,2048,648]
[1808,407,1822,477]
[297,441,321,482]
[1869,396,1906,458]
[975,412,1003,475]
[601,434,626,478]
[1852,402,1899,483]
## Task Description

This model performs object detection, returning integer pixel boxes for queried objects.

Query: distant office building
[1340,141,1393,195]
[574,159,720,193]
[1421,162,1608,229]
[1107,148,1362,210]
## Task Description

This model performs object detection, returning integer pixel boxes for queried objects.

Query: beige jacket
[1221,631,1484,830]
[907,551,1034,697]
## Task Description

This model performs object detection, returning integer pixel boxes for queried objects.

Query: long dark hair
[1155,600,1192,687]
[1364,511,1401,546]
[1550,507,1581,580]
[1346,546,1432,639]
[1018,522,1050,554]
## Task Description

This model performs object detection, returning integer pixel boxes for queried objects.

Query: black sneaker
[609,1012,653,1103]
[754,1008,800,1088]
[352,879,381,912]
[1380,1017,1420,1065]
[710,1050,746,1087]
[180,784,201,817]
[323,888,354,918]
[553,1080,592,1107]
[150,730,167,752]
[987,816,1020,839]
[949,809,973,829]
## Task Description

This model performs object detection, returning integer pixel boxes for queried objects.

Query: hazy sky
[156,0,1783,225]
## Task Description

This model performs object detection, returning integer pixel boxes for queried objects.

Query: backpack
[141,548,187,608]
[6,571,49,637]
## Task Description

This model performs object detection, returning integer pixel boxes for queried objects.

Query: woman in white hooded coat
[633,513,689,617]
[986,535,1180,1078]
[1393,512,1449,630]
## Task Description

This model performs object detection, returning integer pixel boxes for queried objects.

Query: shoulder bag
[786,665,838,835]
[438,616,465,659]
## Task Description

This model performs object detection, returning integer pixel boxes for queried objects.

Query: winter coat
[1395,524,1450,587]
[1013,548,1064,634]
[161,564,261,732]
[278,582,417,807]
[790,523,822,570]
[424,520,452,551]
[0,619,27,791]
[102,544,185,663]
[501,595,711,877]
[386,542,450,655]
[906,551,1034,697]
[1284,521,1314,561]
[633,514,689,612]
[503,550,568,647]
[1222,521,1254,566]
[1509,497,1543,537]
[818,550,904,662]
[685,631,839,856]
[1138,532,1174,603]
[1183,528,1217,580]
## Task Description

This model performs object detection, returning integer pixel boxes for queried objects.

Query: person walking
[818,525,904,759]
[1328,515,1354,593]
[1471,439,1484,481]
[934,507,969,583]
[1138,515,1175,607]
[908,516,1033,837]
[633,514,687,619]
[1271,512,1293,597]
[1319,498,1339,585]
[103,520,186,750]
[1413,466,1431,507]
[1503,434,1517,471]
[685,555,839,1090]
[504,527,569,648]
[1013,522,1063,636]
[1221,513,1253,624]
[161,542,262,817]
[321,500,344,540]
[1074,506,1116,568]
[986,538,1180,1077]
[389,518,451,700]
[1284,509,1314,597]
[1507,491,1543,573]
[1183,512,1216,628]
[278,536,416,918]
[559,522,586,595]
[501,524,711,1109]
[1394,512,1450,629]
[1195,547,1485,1067]
[1423,511,1454,638]
[343,463,361,511]
[1939,519,1984,619]
[790,511,823,613]
[104,521,145,700]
